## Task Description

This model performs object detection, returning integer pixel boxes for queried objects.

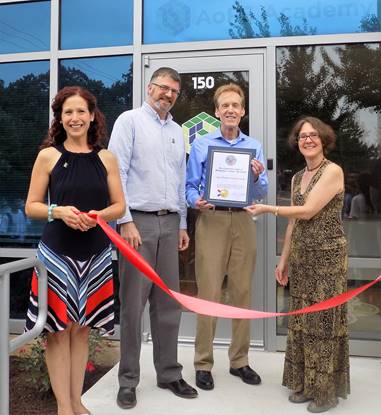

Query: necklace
[306,158,325,172]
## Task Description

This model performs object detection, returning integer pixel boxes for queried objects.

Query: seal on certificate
[225,155,237,166]
[217,188,229,198]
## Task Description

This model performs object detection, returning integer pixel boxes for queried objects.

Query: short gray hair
[150,67,181,88]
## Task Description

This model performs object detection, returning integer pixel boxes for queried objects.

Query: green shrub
[18,329,105,394]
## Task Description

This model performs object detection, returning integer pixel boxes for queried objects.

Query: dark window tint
[0,61,50,248]
[0,1,50,54]
[0,257,34,320]
[59,55,133,135]
[60,0,133,50]
[276,43,381,258]
[144,0,380,44]
[275,43,381,340]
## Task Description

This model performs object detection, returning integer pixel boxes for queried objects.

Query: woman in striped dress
[25,86,125,415]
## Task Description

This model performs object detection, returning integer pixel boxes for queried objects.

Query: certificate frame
[204,146,256,208]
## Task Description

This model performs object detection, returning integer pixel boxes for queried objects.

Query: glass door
[142,50,266,347]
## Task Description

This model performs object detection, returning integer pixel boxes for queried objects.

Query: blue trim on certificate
[204,146,256,208]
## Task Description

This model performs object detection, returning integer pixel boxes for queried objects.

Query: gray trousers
[118,212,183,388]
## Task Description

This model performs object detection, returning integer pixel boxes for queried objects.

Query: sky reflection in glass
[144,0,379,44]
[61,0,133,49]
[0,1,50,54]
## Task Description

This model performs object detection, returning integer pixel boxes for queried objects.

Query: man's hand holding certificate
[204,146,257,208]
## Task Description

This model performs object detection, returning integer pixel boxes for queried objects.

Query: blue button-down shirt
[108,102,187,228]
[186,128,268,208]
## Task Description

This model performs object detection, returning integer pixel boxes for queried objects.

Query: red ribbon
[94,215,381,319]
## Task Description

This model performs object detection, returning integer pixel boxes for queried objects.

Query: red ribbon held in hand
[93,215,381,319]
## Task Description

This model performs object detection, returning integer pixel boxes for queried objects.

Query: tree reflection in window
[229,1,316,38]
[276,42,381,258]
[229,1,379,39]
[0,62,49,247]
[0,58,133,248]
[59,58,133,138]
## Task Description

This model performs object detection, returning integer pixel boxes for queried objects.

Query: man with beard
[109,67,198,409]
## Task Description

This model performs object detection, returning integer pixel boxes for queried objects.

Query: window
[0,60,50,248]
[59,55,133,135]
[276,43,381,258]
[144,0,380,44]
[275,42,381,340]
[0,1,50,54]
[60,0,133,50]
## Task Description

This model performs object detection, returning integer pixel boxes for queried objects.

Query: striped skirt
[25,241,114,335]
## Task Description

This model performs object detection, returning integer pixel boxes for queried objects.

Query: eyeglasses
[297,132,320,141]
[151,82,180,97]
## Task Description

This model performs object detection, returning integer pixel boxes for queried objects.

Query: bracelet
[273,206,279,216]
[48,204,57,222]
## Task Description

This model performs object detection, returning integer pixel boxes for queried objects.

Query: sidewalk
[83,343,380,415]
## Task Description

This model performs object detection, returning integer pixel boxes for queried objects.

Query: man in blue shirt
[186,83,268,391]
[109,67,198,409]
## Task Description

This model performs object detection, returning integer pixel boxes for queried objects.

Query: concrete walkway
[83,343,380,415]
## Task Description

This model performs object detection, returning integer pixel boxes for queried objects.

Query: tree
[229,1,316,39]
[332,44,381,112]
[359,14,380,32]
[0,72,49,201]
[277,44,379,177]
[0,64,133,247]
[228,2,379,181]
[59,63,133,137]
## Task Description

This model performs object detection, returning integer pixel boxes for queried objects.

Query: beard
[152,97,173,114]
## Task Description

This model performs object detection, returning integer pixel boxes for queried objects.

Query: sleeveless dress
[282,160,350,406]
[25,145,114,335]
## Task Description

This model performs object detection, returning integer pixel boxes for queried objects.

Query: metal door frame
[142,49,269,349]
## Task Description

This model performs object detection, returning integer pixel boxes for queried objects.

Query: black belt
[213,206,243,212]
[130,209,176,216]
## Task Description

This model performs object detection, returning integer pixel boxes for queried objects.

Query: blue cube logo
[157,1,191,35]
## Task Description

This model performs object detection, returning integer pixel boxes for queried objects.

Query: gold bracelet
[274,206,279,216]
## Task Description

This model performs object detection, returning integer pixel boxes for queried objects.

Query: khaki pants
[194,210,257,371]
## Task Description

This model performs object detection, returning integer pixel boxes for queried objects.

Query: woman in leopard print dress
[245,116,350,413]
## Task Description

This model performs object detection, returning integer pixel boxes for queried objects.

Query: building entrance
[142,50,268,348]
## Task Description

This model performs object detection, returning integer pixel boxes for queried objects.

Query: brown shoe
[307,399,338,413]
[289,392,312,404]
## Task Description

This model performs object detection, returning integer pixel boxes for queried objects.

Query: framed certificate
[204,146,256,208]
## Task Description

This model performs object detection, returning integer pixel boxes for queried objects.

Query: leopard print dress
[282,160,350,406]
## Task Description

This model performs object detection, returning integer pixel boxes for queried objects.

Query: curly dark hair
[288,116,336,155]
[40,86,107,151]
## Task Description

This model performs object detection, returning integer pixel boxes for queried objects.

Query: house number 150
[192,76,215,89]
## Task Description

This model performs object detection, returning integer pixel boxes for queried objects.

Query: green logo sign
[182,112,220,154]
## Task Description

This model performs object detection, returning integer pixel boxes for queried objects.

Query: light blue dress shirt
[108,102,187,228]
[186,128,268,208]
